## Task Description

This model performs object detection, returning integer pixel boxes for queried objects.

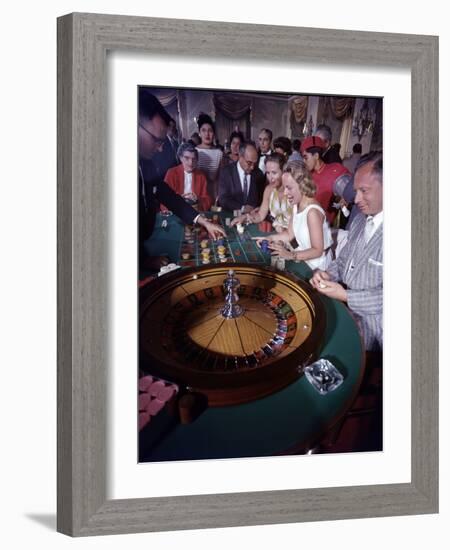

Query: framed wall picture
[57,12,438,536]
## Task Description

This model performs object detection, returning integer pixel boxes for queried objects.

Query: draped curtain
[152,88,182,138]
[213,93,251,119]
[213,93,252,145]
[290,96,308,122]
[330,97,354,120]
[153,89,178,108]
[290,96,308,138]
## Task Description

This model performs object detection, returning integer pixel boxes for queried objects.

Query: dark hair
[353,143,362,154]
[138,88,171,125]
[190,132,201,146]
[264,152,287,170]
[229,130,245,144]
[273,136,292,156]
[238,140,257,156]
[305,146,323,157]
[355,150,383,183]
[315,124,332,143]
[197,113,215,133]
[292,139,301,152]
[259,128,273,141]
[177,141,199,159]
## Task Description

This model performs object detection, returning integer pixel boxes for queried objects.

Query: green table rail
[140,212,364,461]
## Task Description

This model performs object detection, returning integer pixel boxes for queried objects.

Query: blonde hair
[283,160,316,198]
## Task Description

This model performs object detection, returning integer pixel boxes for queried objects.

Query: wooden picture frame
[57,12,438,536]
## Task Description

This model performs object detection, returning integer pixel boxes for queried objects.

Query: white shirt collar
[236,160,245,179]
[370,211,383,231]
[236,161,248,190]
[183,171,193,194]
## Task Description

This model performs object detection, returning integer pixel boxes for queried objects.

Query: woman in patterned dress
[231,153,291,232]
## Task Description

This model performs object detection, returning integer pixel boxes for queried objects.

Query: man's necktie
[364,215,375,243]
[243,174,249,203]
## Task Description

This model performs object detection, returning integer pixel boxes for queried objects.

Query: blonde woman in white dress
[266,160,332,270]
[231,153,292,232]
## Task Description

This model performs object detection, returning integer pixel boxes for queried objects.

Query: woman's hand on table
[230,214,246,226]
[268,241,292,258]
[252,236,274,247]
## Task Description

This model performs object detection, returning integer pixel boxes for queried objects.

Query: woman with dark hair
[272,136,293,159]
[262,160,332,270]
[224,130,245,165]
[195,113,223,201]
[231,153,292,233]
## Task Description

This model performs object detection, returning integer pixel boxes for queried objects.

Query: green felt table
[139,212,364,461]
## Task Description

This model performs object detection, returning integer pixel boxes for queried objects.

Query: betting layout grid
[177,213,270,268]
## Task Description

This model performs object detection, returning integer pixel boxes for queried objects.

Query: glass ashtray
[304,359,344,395]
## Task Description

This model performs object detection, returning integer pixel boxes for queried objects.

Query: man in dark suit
[314,124,342,164]
[218,142,266,212]
[310,151,383,351]
[153,117,180,178]
[257,128,273,172]
[139,89,225,266]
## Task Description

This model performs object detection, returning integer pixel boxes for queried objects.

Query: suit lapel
[232,164,244,203]
[177,165,184,195]
[346,221,383,287]
[191,169,197,196]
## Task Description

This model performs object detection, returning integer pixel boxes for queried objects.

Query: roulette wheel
[139,264,326,407]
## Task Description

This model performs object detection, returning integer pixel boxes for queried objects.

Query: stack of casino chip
[184,226,195,244]
[260,239,270,254]
[200,239,210,264]
[138,375,179,431]
[217,242,227,262]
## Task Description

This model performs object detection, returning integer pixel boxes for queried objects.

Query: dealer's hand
[198,217,226,240]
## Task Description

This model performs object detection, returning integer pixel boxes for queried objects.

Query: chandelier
[353,98,374,141]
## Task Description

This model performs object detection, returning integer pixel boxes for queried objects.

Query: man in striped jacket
[310,151,383,351]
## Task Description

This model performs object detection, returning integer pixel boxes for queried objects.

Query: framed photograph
[57,13,438,536]
[137,85,383,464]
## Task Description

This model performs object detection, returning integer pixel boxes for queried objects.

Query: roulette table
[139,212,365,461]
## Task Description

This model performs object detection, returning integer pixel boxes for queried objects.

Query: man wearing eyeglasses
[139,89,225,269]
[217,141,265,213]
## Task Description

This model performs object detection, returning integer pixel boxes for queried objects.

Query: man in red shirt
[301,135,350,224]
